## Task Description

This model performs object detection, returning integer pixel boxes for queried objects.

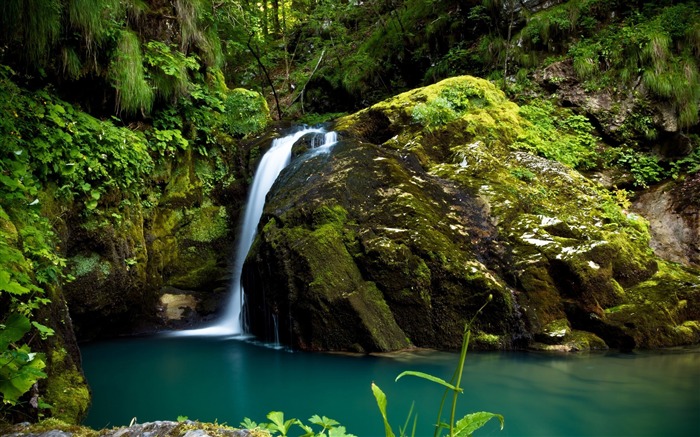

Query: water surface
[81,336,700,436]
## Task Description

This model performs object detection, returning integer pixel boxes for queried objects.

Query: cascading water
[173,127,337,337]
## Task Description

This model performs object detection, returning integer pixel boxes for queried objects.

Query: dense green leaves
[0,314,48,406]
[0,344,47,406]
[241,411,356,437]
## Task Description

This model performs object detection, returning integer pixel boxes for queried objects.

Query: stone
[242,75,700,352]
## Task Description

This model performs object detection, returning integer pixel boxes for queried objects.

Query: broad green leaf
[240,418,257,429]
[266,411,295,435]
[0,346,46,405]
[267,411,285,428]
[371,383,395,437]
[453,412,504,437]
[329,425,357,437]
[0,271,31,296]
[310,415,340,428]
[31,321,55,339]
[0,313,31,349]
[0,175,20,190]
[395,371,463,393]
[296,421,315,437]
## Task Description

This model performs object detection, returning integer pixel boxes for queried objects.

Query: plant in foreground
[241,411,356,437]
[372,295,504,437]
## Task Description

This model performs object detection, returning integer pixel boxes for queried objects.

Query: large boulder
[243,76,700,352]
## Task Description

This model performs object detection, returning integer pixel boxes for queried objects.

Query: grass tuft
[109,29,154,115]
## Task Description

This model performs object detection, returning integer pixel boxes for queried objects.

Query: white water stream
[173,127,337,337]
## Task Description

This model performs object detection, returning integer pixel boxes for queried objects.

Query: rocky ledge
[0,420,265,437]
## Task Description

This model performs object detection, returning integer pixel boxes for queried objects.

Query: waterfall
[172,126,336,337]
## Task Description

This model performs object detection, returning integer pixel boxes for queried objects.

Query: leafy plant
[144,41,200,104]
[510,167,536,182]
[616,149,664,187]
[221,88,270,137]
[515,100,599,170]
[0,314,48,406]
[241,411,356,437]
[371,295,503,437]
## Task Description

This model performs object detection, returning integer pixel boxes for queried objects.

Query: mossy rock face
[245,75,700,352]
[244,134,521,352]
[62,136,247,339]
[0,208,90,424]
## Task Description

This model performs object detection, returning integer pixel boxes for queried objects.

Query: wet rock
[244,76,700,352]
[632,175,700,268]
[0,420,258,437]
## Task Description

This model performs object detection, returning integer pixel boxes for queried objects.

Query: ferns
[109,30,154,115]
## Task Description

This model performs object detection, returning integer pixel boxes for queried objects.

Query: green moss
[473,332,504,349]
[168,251,219,290]
[69,253,110,278]
[186,203,229,243]
[160,149,202,207]
[3,418,98,437]
[312,204,348,228]
[601,260,700,347]
[43,348,90,424]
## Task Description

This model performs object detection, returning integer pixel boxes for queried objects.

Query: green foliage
[412,97,459,130]
[110,30,154,115]
[0,0,61,64]
[510,167,536,182]
[67,0,120,49]
[1,67,153,206]
[615,149,664,188]
[567,2,700,129]
[241,411,356,437]
[670,138,700,179]
[372,296,503,437]
[0,314,48,406]
[148,129,190,157]
[412,81,493,130]
[221,88,270,137]
[144,41,200,103]
[514,100,599,169]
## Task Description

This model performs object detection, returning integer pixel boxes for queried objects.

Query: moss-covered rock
[43,348,90,423]
[245,76,699,352]
[61,128,253,339]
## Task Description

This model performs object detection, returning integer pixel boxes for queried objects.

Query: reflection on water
[81,337,700,437]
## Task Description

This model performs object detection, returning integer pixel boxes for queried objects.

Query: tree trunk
[272,0,280,35]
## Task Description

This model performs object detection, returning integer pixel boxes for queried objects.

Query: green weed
[241,411,356,437]
[372,296,503,437]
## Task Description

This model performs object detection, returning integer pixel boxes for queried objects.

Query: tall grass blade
[371,383,396,437]
[399,402,415,437]
[395,371,462,392]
